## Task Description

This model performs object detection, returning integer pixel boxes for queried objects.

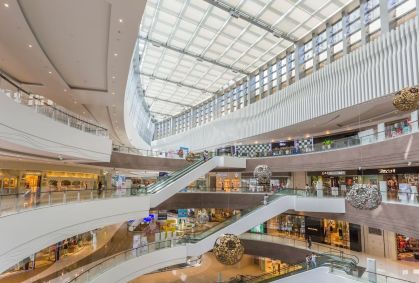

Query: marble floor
[131,253,264,283]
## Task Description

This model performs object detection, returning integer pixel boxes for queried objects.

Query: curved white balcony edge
[0,197,151,273]
[89,196,344,283]
[0,91,112,162]
[0,157,245,273]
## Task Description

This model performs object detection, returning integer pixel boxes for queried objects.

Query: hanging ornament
[346,184,382,210]
[393,86,419,111]
[253,165,272,185]
[213,234,244,265]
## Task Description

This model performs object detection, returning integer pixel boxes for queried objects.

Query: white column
[311,33,318,72]
[411,110,418,132]
[379,0,390,34]
[342,12,349,55]
[295,42,302,81]
[326,23,333,64]
[377,122,385,141]
[359,0,368,45]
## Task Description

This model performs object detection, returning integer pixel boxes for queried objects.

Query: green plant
[323,139,333,146]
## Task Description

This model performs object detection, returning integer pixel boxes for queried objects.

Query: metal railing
[0,185,417,218]
[0,73,108,136]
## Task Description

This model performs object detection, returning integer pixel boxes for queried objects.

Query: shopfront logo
[307,227,319,232]
[321,171,346,176]
[378,169,396,174]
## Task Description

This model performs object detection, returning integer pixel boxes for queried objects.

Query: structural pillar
[359,0,368,45]
[379,0,390,34]
[295,42,302,81]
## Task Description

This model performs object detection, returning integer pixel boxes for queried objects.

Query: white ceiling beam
[139,35,249,75]
[203,0,298,44]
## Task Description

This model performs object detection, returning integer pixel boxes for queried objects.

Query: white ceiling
[0,0,147,145]
[139,0,353,120]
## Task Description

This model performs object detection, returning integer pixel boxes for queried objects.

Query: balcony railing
[0,73,108,137]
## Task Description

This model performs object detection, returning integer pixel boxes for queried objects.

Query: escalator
[70,192,345,282]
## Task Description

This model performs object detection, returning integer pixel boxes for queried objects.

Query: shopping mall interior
[0,0,418,282]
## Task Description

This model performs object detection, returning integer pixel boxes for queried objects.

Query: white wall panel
[0,92,112,161]
[153,18,419,151]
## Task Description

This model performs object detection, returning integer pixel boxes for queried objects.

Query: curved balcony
[0,157,245,273]
[65,194,345,282]
[0,79,112,161]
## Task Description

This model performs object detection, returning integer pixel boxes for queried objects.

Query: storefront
[266,214,305,240]
[253,256,302,275]
[308,170,359,191]
[396,234,419,261]
[241,172,291,192]
[385,118,411,138]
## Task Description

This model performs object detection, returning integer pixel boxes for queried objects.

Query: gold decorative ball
[393,86,419,111]
[213,234,244,265]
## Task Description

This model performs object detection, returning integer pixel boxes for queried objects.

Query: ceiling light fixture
[64,89,67,92]
[28,44,32,48]
[4,3,9,7]
[119,18,123,23]
[48,71,52,74]
[112,76,116,79]
[114,53,118,56]
[111,92,115,95]
[74,101,77,104]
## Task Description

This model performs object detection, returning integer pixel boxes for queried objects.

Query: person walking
[311,253,317,268]
[307,236,312,249]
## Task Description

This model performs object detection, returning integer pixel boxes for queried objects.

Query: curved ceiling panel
[19,0,110,91]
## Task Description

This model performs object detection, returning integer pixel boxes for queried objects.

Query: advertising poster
[178,209,188,218]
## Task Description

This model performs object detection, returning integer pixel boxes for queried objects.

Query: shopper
[263,193,269,205]
[307,236,312,249]
[203,150,209,162]
[305,255,311,270]
[304,183,311,196]
[98,181,103,197]
[311,253,317,268]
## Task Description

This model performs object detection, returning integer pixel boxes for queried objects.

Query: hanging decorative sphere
[213,234,244,265]
[253,165,272,184]
[346,184,382,210]
[393,86,419,111]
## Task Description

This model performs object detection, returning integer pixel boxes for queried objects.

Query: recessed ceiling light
[114,53,118,56]
[48,71,52,74]
[254,141,258,144]
[111,92,115,95]
[118,19,123,23]
[64,89,67,92]
[326,130,330,134]
[83,111,86,114]
[28,44,32,48]
[74,101,77,104]
[112,76,116,79]
[4,3,9,7]
[287,137,292,140]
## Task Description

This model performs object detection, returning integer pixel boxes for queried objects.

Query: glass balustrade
[0,74,108,137]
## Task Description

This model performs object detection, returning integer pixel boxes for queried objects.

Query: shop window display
[385,119,411,138]
[323,219,350,249]
[266,215,305,240]
[396,234,419,261]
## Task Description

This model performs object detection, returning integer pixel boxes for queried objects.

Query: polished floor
[132,253,264,283]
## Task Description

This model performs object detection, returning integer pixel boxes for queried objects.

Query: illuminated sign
[321,171,346,176]
[307,227,319,232]
[378,169,396,174]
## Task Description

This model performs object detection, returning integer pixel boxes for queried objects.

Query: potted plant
[323,139,333,150]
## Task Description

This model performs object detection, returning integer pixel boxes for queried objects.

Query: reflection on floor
[132,253,264,283]
[0,224,123,283]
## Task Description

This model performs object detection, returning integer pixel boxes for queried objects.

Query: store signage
[378,168,396,174]
[307,227,319,232]
[321,171,346,176]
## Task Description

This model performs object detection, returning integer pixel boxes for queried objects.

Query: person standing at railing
[263,194,269,205]
[203,150,209,162]
[305,184,311,196]
[311,253,317,268]
[97,181,103,197]
[305,255,311,270]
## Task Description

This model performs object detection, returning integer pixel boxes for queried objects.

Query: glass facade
[154,0,417,140]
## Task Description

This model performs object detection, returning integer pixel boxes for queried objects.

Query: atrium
[0,0,418,282]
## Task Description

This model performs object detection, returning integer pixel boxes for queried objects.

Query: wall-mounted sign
[378,168,396,174]
[321,171,346,176]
